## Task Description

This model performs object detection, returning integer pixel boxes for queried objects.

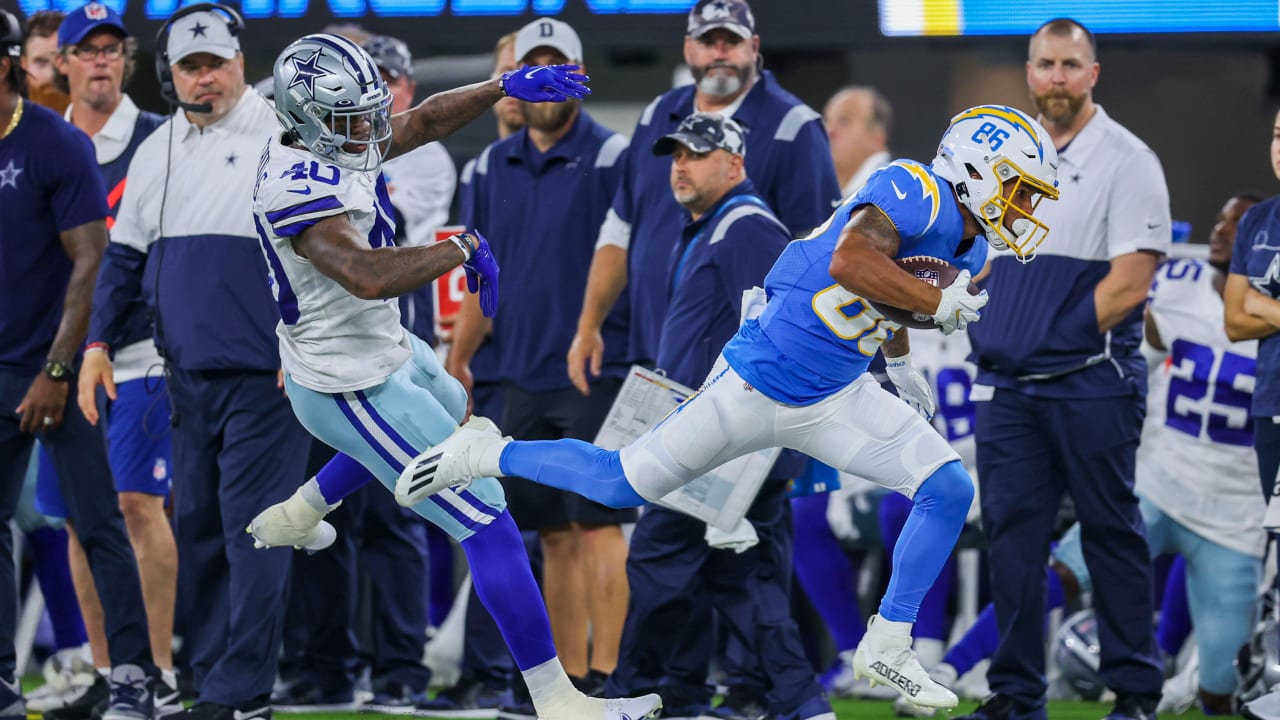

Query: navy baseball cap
[687,0,755,40]
[363,35,412,80]
[58,2,128,48]
[653,113,746,157]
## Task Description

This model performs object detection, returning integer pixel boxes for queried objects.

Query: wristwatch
[43,359,73,382]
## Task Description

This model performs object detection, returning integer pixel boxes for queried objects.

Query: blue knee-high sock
[425,523,455,628]
[878,461,973,623]
[315,452,376,505]
[26,527,87,650]
[499,440,646,508]
[792,494,867,651]
[943,564,1064,674]
[461,510,557,671]
[1156,555,1191,658]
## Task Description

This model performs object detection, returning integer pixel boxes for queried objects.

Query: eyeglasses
[70,43,123,61]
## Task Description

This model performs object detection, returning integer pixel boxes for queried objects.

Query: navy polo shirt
[457,156,502,384]
[612,71,840,366]
[463,110,631,392]
[0,101,108,372]
[1231,195,1280,416]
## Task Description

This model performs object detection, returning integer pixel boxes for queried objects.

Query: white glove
[932,270,988,335]
[741,286,768,325]
[825,484,860,544]
[885,352,936,421]
[705,519,759,553]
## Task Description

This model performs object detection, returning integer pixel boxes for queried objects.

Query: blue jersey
[0,102,108,372]
[723,160,983,405]
[612,72,841,367]
[1230,195,1280,416]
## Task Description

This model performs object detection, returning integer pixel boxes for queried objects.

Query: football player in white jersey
[246,33,661,720]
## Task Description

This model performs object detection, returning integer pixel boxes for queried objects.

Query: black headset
[153,2,244,112]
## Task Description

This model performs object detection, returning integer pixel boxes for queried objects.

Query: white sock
[476,439,510,478]
[161,669,177,689]
[522,657,580,714]
[97,667,109,678]
[914,638,945,670]
[870,614,913,645]
[298,477,337,513]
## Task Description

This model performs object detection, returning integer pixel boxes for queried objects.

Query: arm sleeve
[88,242,148,348]
[1105,148,1172,259]
[50,130,109,232]
[767,113,841,237]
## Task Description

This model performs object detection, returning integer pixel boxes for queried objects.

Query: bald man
[822,86,892,198]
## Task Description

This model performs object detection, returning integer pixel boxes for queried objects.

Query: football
[868,256,980,330]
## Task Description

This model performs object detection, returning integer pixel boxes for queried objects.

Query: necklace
[1,97,23,141]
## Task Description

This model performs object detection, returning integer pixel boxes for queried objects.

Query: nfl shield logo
[915,269,941,286]
[153,458,168,481]
[84,3,108,19]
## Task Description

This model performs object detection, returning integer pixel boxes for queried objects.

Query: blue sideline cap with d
[687,0,755,39]
[653,113,746,157]
[59,2,129,48]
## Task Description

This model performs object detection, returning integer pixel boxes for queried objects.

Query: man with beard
[960,18,1170,720]
[444,16,635,709]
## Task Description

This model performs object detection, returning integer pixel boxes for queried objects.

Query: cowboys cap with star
[166,8,239,64]
[686,0,755,40]
[653,112,746,158]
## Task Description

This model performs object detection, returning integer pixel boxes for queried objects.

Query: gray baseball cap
[687,0,755,40]
[653,113,746,157]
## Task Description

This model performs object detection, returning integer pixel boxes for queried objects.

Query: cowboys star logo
[288,50,330,96]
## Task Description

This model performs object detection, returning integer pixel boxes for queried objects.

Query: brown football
[868,256,980,330]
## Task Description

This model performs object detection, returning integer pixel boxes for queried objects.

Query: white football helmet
[931,105,1060,262]
[273,33,393,172]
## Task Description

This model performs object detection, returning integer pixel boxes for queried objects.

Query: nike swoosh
[1146,222,1161,229]
[287,187,312,195]
[891,180,907,200]
[524,67,544,79]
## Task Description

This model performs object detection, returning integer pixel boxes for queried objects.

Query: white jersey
[911,328,977,469]
[1138,258,1264,557]
[252,139,410,393]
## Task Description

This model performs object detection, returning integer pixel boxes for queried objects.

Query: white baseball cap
[166,10,240,64]
[513,17,582,64]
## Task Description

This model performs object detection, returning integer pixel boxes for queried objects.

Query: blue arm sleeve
[89,242,148,349]
[768,118,841,237]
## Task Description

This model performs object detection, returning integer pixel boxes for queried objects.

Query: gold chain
[1,97,23,141]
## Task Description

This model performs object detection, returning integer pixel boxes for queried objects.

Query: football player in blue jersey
[397,104,1059,711]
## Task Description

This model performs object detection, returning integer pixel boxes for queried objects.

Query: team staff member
[51,6,178,713]
[78,7,309,720]
[606,113,832,720]
[0,9,158,720]
[567,0,840,388]
[962,18,1169,720]
[20,10,68,112]
[445,17,633,695]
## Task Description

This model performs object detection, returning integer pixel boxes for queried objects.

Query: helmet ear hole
[963,163,982,181]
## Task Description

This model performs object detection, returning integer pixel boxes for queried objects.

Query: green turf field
[247,698,1211,720]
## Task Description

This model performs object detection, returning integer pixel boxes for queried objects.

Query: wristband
[498,72,509,97]
[85,342,109,355]
[450,234,474,262]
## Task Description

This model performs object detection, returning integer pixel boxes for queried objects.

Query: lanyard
[670,193,770,295]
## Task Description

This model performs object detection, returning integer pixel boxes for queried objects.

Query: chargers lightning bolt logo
[887,160,940,232]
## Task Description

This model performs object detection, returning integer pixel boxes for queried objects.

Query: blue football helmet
[932,105,1060,262]
[273,33,393,172]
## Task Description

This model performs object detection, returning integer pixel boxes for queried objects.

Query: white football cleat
[538,692,662,720]
[853,615,958,710]
[247,481,339,551]
[395,416,507,507]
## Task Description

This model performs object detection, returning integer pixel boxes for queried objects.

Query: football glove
[932,270,988,335]
[501,64,591,103]
[460,230,499,317]
[885,352,936,422]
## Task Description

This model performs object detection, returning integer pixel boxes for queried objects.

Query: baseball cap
[58,2,128,48]
[513,17,582,64]
[165,9,239,64]
[653,113,746,157]
[363,35,412,80]
[687,0,755,39]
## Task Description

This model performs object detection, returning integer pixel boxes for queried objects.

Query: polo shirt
[90,88,282,372]
[968,105,1171,398]
[598,71,840,365]
[1230,196,1280,416]
[463,110,630,392]
[0,101,107,372]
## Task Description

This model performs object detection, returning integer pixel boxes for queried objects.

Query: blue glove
[501,64,590,103]
[461,230,499,318]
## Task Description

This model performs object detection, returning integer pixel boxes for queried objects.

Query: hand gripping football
[869,256,981,330]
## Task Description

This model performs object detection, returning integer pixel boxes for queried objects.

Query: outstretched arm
[293,214,469,300]
[387,65,590,160]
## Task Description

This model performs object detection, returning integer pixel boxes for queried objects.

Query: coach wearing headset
[79,6,309,720]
